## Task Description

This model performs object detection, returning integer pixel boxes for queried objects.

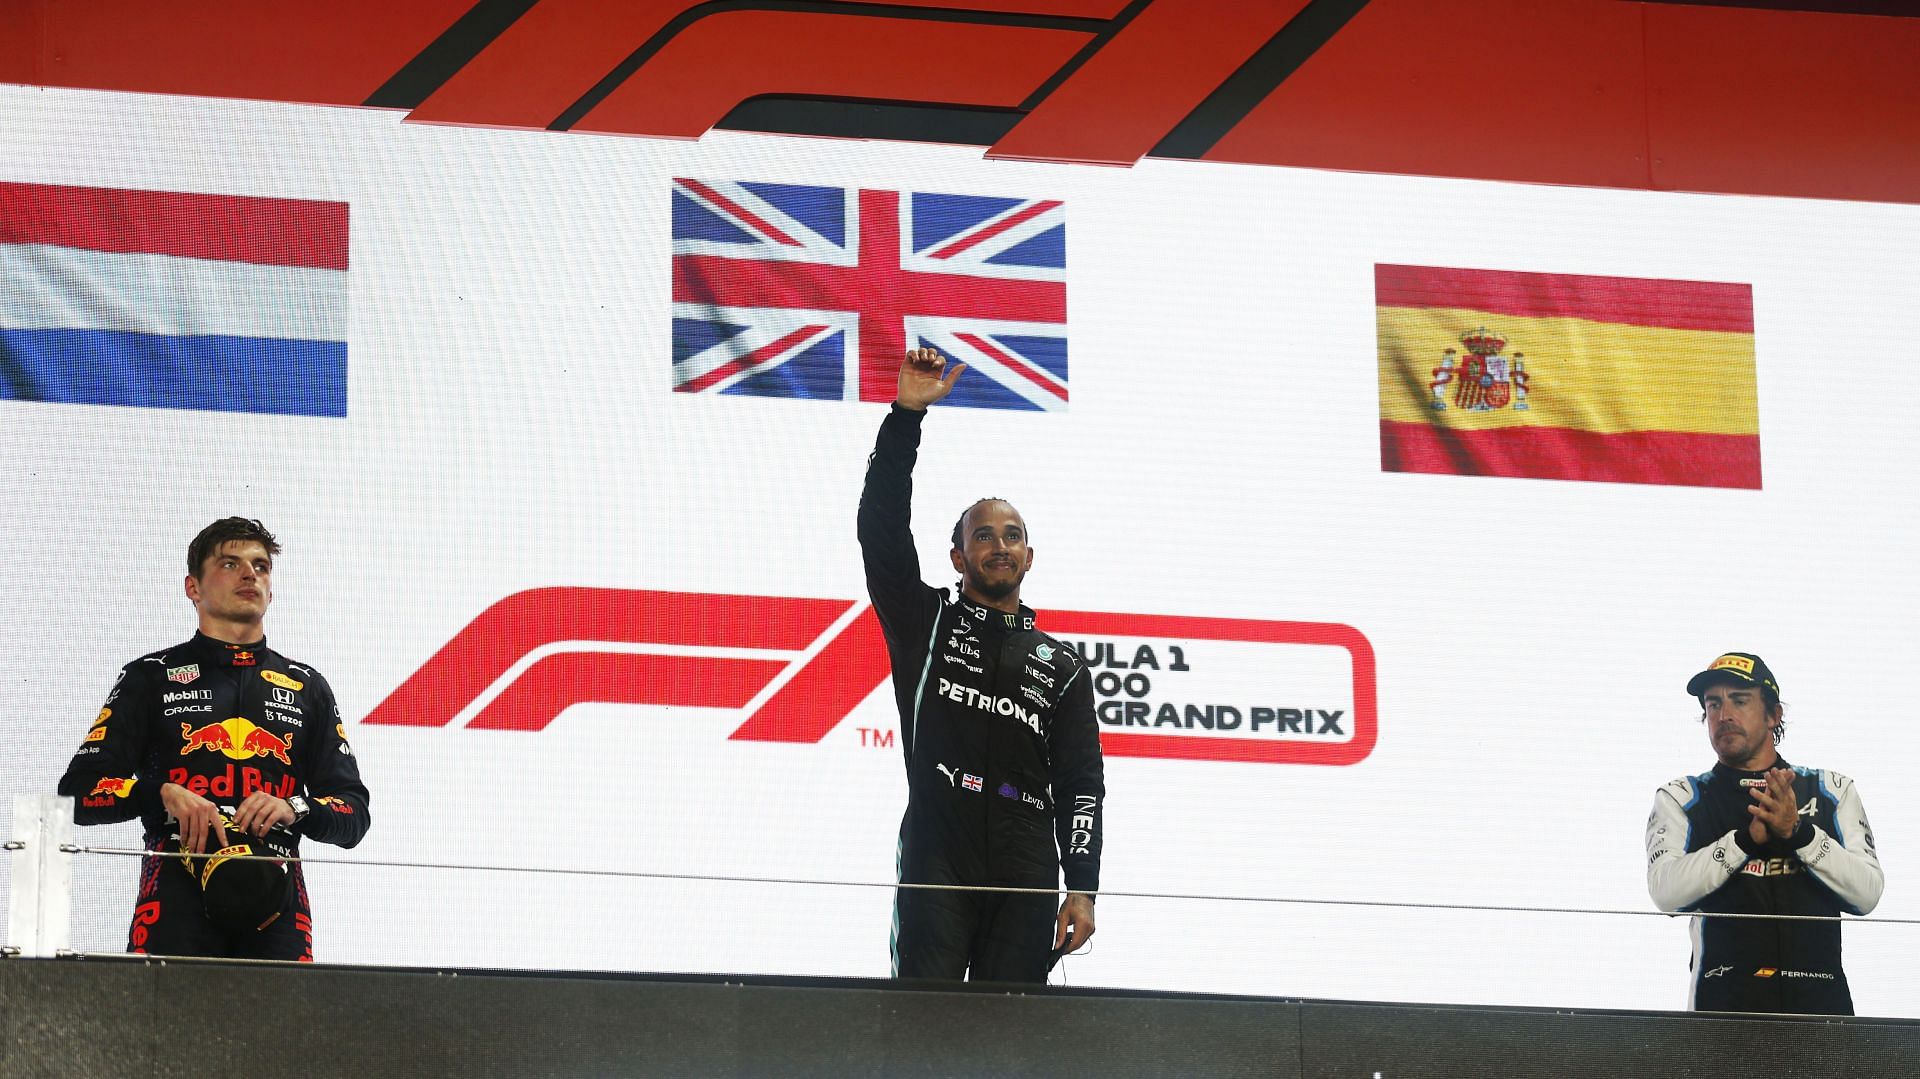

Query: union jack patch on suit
[671,178,1068,411]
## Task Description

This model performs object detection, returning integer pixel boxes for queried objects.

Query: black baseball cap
[180,826,293,932]
[1685,652,1781,699]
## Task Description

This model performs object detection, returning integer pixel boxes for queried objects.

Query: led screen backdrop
[2,85,1917,1015]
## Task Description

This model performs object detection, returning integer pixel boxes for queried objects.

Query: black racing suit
[1646,758,1882,1014]
[57,632,371,960]
[860,404,1105,982]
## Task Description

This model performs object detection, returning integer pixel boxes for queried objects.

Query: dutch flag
[0,181,348,417]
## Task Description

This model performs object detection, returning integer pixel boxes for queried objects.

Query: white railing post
[5,794,75,958]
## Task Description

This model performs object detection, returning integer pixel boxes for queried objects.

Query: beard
[965,563,1025,601]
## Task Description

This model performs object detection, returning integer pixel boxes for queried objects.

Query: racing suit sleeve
[858,404,942,648]
[294,672,372,848]
[56,662,166,825]
[1787,771,1883,916]
[1645,780,1746,912]
[1048,663,1105,895]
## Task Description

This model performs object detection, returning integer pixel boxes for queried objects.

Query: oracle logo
[363,588,1377,766]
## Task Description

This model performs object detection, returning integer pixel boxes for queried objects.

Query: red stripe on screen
[0,182,347,269]
[1380,420,1761,489]
[1374,264,1752,334]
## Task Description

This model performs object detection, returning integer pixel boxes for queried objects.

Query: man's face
[1701,682,1779,768]
[949,501,1033,602]
[186,540,274,625]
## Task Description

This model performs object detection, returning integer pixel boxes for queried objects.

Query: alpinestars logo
[363,588,1376,766]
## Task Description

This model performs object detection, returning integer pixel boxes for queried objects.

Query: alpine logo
[362,588,1377,765]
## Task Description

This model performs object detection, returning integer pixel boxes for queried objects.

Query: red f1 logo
[363,588,1376,766]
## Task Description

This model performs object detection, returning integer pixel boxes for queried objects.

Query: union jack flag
[671,178,1067,411]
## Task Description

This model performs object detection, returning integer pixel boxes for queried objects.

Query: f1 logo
[363,587,1377,766]
[385,1,1321,166]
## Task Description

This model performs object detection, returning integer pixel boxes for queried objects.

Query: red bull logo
[88,776,137,798]
[180,721,234,753]
[81,775,138,808]
[165,763,296,801]
[241,725,294,765]
[179,718,293,765]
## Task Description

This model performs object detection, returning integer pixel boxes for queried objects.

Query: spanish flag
[1377,264,1760,489]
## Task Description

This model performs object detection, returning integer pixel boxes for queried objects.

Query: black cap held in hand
[183,826,293,932]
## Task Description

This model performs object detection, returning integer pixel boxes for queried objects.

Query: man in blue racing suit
[1646,652,1882,1013]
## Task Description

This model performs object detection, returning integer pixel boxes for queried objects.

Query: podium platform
[4,958,1916,1077]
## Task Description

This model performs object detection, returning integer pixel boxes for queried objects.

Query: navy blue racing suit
[58,632,371,960]
[1646,759,1882,1014]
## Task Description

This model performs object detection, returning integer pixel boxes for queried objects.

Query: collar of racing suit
[190,630,268,666]
[1711,756,1794,784]
[956,597,1036,633]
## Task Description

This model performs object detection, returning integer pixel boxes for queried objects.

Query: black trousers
[126,845,313,961]
[893,849,1055,983]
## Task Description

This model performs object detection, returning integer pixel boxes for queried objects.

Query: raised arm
[857,350,966,641]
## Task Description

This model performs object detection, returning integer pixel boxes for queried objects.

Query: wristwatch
[286,795,311,824]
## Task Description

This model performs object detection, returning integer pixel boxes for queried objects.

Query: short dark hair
[951,498,1019,551]
[188,518,281,578]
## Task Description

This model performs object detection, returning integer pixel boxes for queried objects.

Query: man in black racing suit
[57,517,371,960]
[860,347,1104,982]
[1646,652,1883,1014]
